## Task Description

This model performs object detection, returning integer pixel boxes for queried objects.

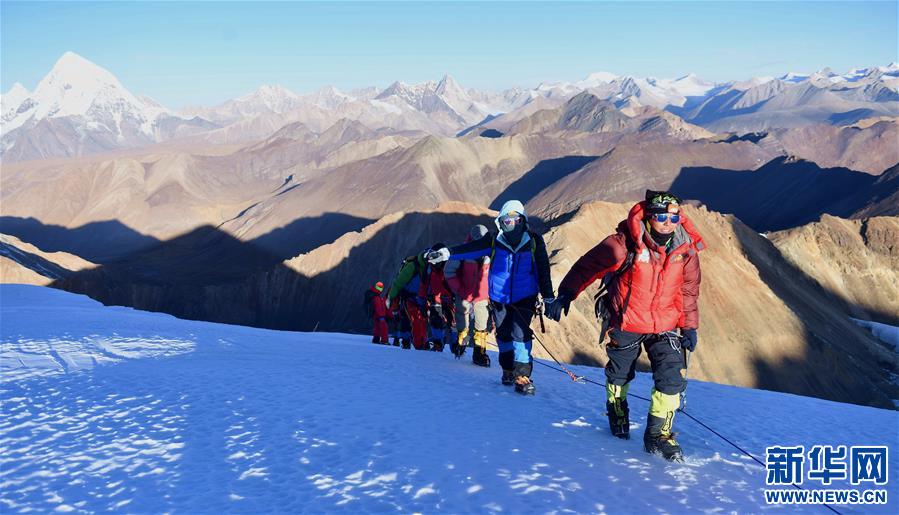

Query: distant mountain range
[2,52,897,162]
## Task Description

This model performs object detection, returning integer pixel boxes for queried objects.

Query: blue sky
[2,1,896,109]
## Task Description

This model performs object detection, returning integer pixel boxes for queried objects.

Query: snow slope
[1,284,897,513]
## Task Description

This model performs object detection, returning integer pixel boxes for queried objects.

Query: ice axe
[536,299,546,334]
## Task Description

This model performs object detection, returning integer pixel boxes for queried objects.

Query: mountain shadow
[0,217,160,264]
[457,113,500,137]
[714,132,767,144]
[51,225,313,329]
[2,212,374,271]
[489,155,599,210]
[243,212,375,262]
[50,210,498,334]
[669,156,882,232]
[828,108,876,125]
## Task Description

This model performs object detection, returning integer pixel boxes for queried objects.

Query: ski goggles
[500,213,522,226]
[650,213,680,223]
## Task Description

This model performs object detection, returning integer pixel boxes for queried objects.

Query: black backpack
[593,249,636,344]
[363,289,377,318]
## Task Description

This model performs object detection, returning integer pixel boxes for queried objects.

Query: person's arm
[558,234,628,300]
[444,259,462,295]
[679,251,701,330]
[532,233,555,299]
[447,236,493,261]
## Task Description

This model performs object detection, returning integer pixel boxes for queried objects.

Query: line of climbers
[362,191,704,463]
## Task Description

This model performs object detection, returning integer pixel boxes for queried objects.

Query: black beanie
[644,190,681,215]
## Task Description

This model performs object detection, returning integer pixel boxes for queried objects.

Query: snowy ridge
[1,284,897,513]
[3,52,899,162]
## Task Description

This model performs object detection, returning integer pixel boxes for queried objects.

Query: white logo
[638,249,650,263]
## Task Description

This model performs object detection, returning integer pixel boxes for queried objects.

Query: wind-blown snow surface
[1,285,897,514]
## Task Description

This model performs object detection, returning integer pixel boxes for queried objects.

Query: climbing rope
[501,303,842,515]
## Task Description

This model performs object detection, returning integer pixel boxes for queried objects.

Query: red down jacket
[558,201,705,334]
[446,258,490,303]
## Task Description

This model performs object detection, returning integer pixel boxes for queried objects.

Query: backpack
[593,248,636,344]
[363,289,377,318]
[394,254,427,297]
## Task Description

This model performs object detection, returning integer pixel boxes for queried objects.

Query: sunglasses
[500,215,521,226]
[651,213,680,223]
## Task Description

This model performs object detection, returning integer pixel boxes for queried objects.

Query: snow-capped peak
[576,71,619,89]
[31,52,145,117]
[3,82,29,100]
[2,51,169,137]
[780,71,810,83]
[586,71,619,83]
[304,85,355,109]
[228,84,304,114]
[376,80,437,104]
[1,82,30,115]
[237,84,300,103]
[668,73,716,96]
[435,74,466,97]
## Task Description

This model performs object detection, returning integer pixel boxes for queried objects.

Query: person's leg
[406,299,429,350]
[397,304,411,348]
[507,297,536,394]
[491,301,516,384]
[604,329,644,439]
[440,297,455,351]
[454,299,471,355]
[428,301,446,351]
[471,300,491,366]
[374,317,389,343]
[644,333,687,461]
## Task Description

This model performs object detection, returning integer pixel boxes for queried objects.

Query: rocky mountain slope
[769,215,899,326]
[0,234,96,285]
[50,202,899,409]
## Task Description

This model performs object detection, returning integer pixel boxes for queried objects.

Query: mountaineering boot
[513,362,535,395]
[392,338,400,347]
[606,383,630,439]
[514,376,535,395]
[471,331,490,367]
[472,346,490,367]
[400,338,411,350]
[606,398,630,439]
[644,389,683,462]
[453,328,468,358]
[501,370,515,386]
[643,415,684,462]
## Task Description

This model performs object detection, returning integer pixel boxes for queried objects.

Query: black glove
[681,328,698,351]
[545,293,571,322]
